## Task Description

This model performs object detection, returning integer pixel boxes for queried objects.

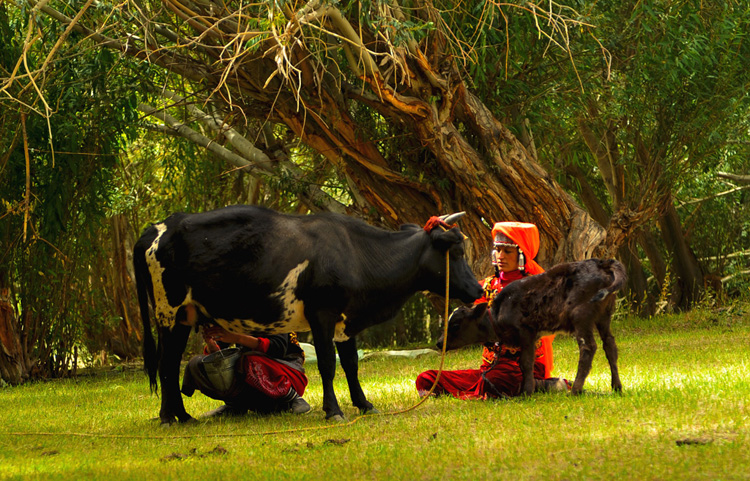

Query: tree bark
[0,285,25,384]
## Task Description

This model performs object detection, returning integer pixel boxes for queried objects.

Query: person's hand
[202,325,237,347]
[204,336,221,353]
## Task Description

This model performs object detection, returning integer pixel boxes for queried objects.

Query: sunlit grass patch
[1,309,749,480]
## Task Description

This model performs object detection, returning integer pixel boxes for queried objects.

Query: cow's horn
[440,212,466,225]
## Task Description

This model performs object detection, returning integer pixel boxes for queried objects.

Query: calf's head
[436,302,496,351]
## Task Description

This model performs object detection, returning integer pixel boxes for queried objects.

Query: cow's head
[436,302,496,350]
[420,213,483,303]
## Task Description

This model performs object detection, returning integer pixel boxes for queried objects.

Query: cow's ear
[431,227,462,250]
[473,302,488,318]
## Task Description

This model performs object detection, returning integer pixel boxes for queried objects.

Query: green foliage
[494,0,750,309]
[0,5,147,377]
[675,149,750,298]
[4,0,750,379]
[356,294,441,348]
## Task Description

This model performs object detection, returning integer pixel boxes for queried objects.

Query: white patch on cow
[269,260,310,330]
[211,261,312,335]
[334,314,349,342]
[215,318,251,334]
[146,223,183,329]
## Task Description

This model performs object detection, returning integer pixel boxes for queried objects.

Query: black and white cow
[134,205,483,423]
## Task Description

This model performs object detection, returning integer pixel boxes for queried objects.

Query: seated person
[182,325,311,416]
[415,221,569,399]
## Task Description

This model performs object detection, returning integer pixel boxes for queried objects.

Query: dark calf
[439,258,627,396]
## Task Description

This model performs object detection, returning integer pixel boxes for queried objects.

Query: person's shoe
[534,377,570,393]
[280,388,311,414]
[199,404,247,418]
[290,396,311,414]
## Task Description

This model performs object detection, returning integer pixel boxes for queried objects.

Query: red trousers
[415,358,546,399]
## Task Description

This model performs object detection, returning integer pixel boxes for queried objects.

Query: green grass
[1,307,749,480]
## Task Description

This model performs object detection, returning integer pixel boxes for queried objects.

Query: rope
[381,249,451,415]
[2,252,454,439]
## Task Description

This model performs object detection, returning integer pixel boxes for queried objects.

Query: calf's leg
[158,323,193,424]
[596,317,622,393]
[571,328,597,395]
[336,337,377,414]
[518,329,537,396]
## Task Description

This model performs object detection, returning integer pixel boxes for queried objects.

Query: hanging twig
[21,112,31,243]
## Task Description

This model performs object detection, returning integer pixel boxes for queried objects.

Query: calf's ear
[473,302,488,318]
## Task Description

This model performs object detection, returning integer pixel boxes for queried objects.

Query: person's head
[492,233,520,273]
[490,222,543,275]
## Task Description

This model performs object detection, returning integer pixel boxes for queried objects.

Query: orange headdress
[491,222,544,275]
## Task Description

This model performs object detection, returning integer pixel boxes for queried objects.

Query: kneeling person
[182,325,311,417]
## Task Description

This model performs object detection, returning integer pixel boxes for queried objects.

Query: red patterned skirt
[241,353,308,398]
[415,358,546,399]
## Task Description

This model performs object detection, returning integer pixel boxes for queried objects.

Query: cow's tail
[133,244,159,393]
[590,259,628,303]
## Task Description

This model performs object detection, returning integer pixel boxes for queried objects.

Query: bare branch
[677,184,750,207]
[137,102,258,173]
[722,270,750,284]
[717,171,750,185]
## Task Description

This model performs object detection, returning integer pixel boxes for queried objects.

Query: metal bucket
[201,347,242,394]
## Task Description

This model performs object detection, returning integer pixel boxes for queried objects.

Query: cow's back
[134,205,401,334]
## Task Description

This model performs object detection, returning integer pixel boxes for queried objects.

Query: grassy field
[1,306,749,480]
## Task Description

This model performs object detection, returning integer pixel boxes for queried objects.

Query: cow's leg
[309,316,345,421]
[571,327,597,395]
[336,337,377,415]
[596,317,622,393]
[158,323,193,424]
[518,328,537,396]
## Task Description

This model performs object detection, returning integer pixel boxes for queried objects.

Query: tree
[0,3,145,381]
[517,0,750,311]
[26,0,613,277]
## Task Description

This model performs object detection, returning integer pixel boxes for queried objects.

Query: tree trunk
[0,286,25,384]
[557,157,652,311]
[659,199,704,310]
[618,243,650,316]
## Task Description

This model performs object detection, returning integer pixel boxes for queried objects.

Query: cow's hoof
[157,414,194,425]
[360,407,380,415]
[327,414,347,423]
